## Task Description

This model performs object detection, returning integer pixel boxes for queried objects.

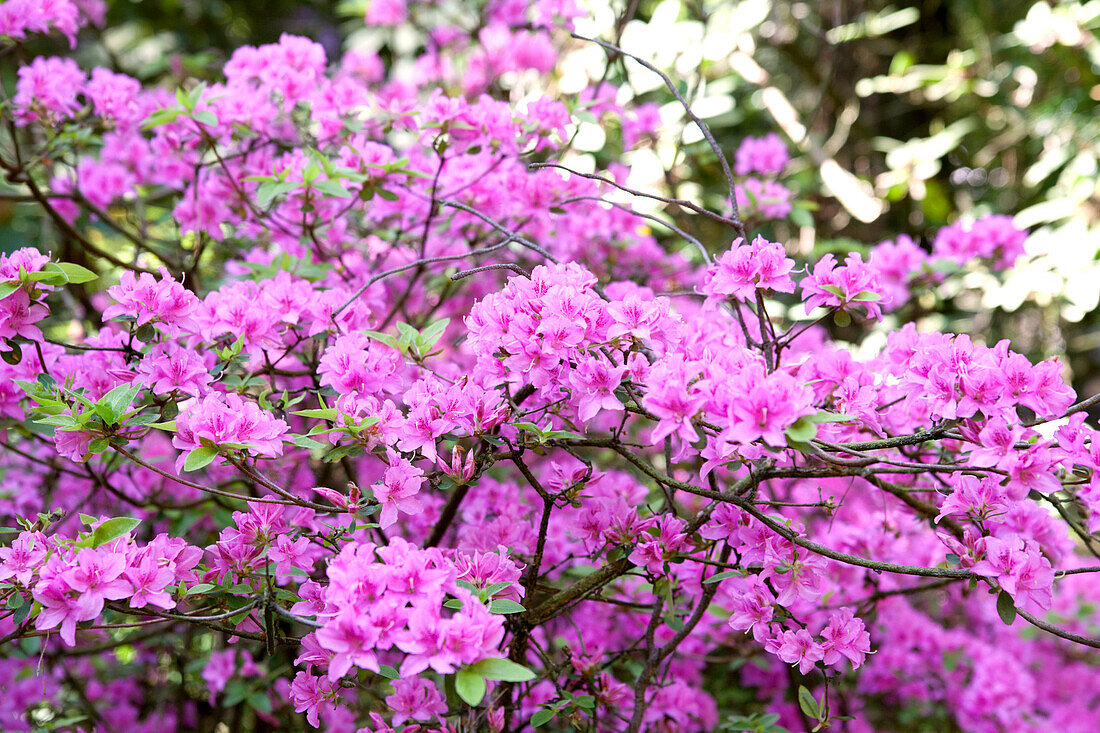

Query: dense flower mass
[0,2,1099,733]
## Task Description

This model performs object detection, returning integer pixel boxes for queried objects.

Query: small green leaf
[186,583,216,596]
[183,445,219,472]
[418,318,450,351]
[313,179,353,198]
[377,664,400,680]
[92,517,141,547]
[291,408,338,421]
[143,108,181,129]
[291,435,327,450]
[469,657,536,682]
[0,281,20,300]
[785,416,818,444]
[531,708,556,727]
[703,570,740,584]
[454,669,486,706]
[191,110,218,127]
[51,262,98,284]
[798,685,822,721]
[997,590,1017,625]
[809,411,858,424]
[490,599,526,614]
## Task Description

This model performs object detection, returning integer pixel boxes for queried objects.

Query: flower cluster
[173,392,289,468]
[2,2,1100,732]
[3,529,201,646]
[303,538,506,680]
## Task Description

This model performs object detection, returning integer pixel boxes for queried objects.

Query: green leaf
[255,180,299,208]
[850,290,883,302]
[176,87,194,111]
[418,318,449,351]
[12,596,30,626]
[469,657,536,682]
[365,330,402,352]
[377,664,400,680]
[490,599,526,614]
[183,445,219,472]
[797,685,821,721]
[395,321,418,344]
[809,411,858,424]
[820,284,847,299]
[190,110,218,127]
[0,281,19,300]
[313,179,353,198]
[143,108,181,129]
[48,262,98,284]
[703,569,740,584]
[785,416,818,444]
[186,583,216,596]
[454,668,486,706]
[247,692,272,714]
[291,435,327,450]
[92,517,141,547]
[997,591,1017,625]
[530,708,556,727]
[100,383,141,422]
[291,408,338,420]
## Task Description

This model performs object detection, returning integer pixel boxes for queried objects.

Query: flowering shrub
[1,2,1100,732]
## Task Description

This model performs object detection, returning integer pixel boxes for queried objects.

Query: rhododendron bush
[3,1,1100,732]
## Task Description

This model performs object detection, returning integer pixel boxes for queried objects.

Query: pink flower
[289,671,338,728]
[13,56,85,126]
[934,214,1027,270]
[385,677,446,726]
[569,354,626,423]
[0,289,49,344]
[820,609,871,669]
[373,450,425,529]
[735,178,792,220]
[701,236,796,303]
[0,532,47,585]
[972,536,1054,612]
[936,475,1009,524]
[734,133,789,176]
[767,628,824,674]
[136,343,213,397]
[103,267,199,336]
[800,252,889,320]
[124,557,175,609]
[202,649,237,704]
[173,391,288,470]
